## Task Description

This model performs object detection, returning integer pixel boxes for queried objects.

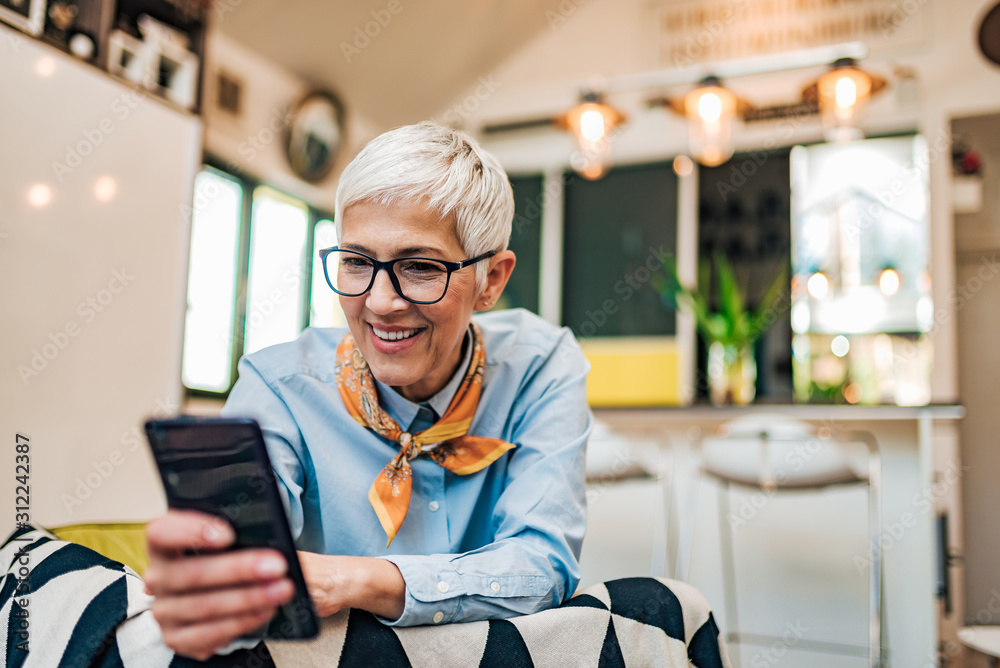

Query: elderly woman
[143,122,592,659]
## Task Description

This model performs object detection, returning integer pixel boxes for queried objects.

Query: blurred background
[2,0,1000,664]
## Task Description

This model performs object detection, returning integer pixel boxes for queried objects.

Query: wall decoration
[979,1,1000,67]
[67,30,93,58]
[45,0,77,44]
[107,13,199,110]
[285,90,345,183]
[0,0,46,36]
[656,0,930,67]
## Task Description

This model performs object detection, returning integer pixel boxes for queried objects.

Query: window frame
[183,156,333,399]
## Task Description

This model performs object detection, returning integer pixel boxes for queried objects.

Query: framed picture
[0,0,45,37]
[285,90,346,183]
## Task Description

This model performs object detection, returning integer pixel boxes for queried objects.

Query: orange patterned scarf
[335,322,515,546]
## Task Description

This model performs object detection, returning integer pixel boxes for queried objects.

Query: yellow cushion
[48,522,149,575]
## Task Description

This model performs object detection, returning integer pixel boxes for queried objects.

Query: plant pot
[707,341,757,406]
[953,174,984,214]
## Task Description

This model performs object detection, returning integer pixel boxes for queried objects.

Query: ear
[475,250,516,311]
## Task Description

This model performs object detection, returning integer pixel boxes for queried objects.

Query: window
[243,187,309,355]
[562,160,679,338]
[309,219,344,328]
[502,175,544,313]
[181,165,341,395]
[181,169,242,393]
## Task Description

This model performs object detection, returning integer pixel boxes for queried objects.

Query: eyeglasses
[318,247,497,305]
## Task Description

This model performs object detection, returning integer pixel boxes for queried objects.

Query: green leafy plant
[653,253,789,350]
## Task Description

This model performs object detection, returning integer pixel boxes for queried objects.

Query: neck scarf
[335,322,515,546]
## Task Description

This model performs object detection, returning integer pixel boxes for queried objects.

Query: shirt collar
[372,327,474,431]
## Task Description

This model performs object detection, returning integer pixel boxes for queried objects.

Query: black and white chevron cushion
[266,577,730,667]
[0,525,274,668]
[0,525,730,667]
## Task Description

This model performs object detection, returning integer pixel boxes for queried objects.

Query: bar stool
[958,626,1000,667]
[582,420,673,580]
[692,414,885,667]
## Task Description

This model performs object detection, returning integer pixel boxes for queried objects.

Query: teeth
[372,326,419,341]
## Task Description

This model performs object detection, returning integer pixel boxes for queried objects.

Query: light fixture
[831,334,850,358]
[878,267,900,296]
[682,76,738,167]
[806,271,830,299]
[806,58,887,143]
[672,154,695,177]
[94,176,118,202]
[555,91,626,180]
[27,184,53,208]
[482,43,884,175]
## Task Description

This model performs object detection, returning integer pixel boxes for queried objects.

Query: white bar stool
[690,413,885,667]
[958,626,1000,667]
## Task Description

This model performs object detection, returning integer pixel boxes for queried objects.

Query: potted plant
[654,254,789,405]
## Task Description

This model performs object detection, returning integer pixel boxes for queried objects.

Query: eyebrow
[339,242,447,257]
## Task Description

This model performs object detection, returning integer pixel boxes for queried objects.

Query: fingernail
[265,579,293,602]
[255,556,286,578]
[203,521,233,544]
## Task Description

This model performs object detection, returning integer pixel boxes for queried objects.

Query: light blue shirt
[219,308,592,627]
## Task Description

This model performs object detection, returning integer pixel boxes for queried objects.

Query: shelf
[0,0,206,114]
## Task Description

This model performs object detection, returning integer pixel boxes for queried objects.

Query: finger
[160,607,278,661]
[146,509,235,557]
[145,548,288,595]
[152,579,294,625]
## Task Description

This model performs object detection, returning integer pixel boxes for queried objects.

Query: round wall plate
[979,2,1000,67]
[285,90,345,183]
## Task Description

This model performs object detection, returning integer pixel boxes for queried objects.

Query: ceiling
[216,0,568,128]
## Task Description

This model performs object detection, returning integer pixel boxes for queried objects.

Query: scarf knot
[397,432,420,461]
[335,322,516,546]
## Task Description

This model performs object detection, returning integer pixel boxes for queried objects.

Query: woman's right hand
[143,509,296,660]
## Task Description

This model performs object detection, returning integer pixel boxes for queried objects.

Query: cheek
[339,295,361,317]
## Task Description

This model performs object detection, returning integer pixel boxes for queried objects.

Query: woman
[143,122,593,660]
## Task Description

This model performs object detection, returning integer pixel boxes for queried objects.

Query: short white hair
[335,122,514,290]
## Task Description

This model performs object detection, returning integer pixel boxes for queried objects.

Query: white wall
[0,25,202,528]
[953,111,1000,637]
[200,31,384,213]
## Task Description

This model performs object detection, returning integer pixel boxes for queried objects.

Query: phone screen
[144,416,319,640]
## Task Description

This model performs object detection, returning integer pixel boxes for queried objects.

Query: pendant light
[556,91,626,180]
[683,76,738,167]
[810,58,887,143]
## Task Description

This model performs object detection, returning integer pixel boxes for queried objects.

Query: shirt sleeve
[219,356,310,544]
[212,357,312,656]
[380,330,592,627]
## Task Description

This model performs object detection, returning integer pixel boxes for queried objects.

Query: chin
[366,359,422,388]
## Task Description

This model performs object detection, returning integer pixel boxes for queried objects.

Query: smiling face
[337,198,514,403]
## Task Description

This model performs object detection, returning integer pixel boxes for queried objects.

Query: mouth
[370,325,425,342]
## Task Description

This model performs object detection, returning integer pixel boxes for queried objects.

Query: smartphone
[144,416,320,640]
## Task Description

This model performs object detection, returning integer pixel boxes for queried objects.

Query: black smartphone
[144,416,320,640]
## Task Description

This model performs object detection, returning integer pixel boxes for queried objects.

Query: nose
[365,267,409,314]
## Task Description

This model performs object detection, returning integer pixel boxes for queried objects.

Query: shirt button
[433,611,444,624]
[490,581,500,593]
[437,581,449,593]
[428,501,439,512]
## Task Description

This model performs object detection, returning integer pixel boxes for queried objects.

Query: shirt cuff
[375,554,553,627]
[376,555,462,626]
[215,636,262,655]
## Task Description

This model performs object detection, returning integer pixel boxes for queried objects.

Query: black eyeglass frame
[318,246,498,305]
